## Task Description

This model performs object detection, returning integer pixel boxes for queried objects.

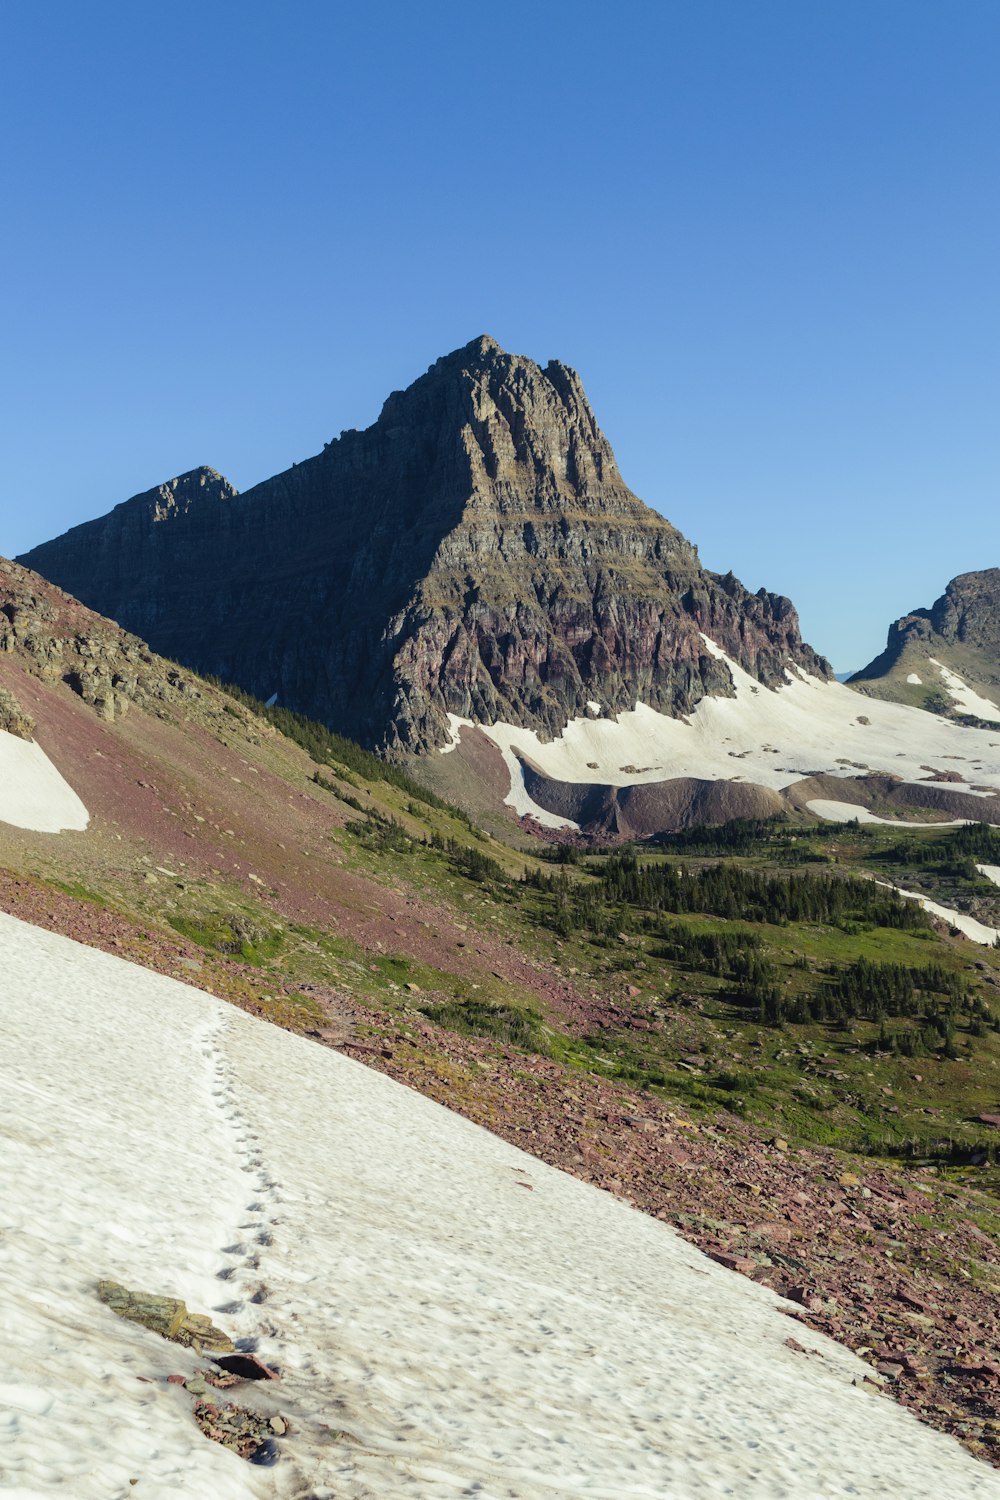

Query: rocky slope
[20,336,829,754]
[853,569,1000,720]
[0,555,219,727]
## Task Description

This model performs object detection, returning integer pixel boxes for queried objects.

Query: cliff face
[20,336,829,753]
[924,569,1000,656]
[853,569,1000,713]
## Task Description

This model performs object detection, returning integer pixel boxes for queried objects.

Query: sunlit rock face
[19,337,828,753]
[853,568,1000,721]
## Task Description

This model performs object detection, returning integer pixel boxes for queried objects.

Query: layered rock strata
[21,337,829,753]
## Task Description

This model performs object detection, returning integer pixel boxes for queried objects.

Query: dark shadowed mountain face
[20,336,829,753]
[852,568,1000,716]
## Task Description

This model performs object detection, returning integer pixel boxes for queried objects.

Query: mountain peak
[19,339,828,753]
[853,566,1000,720]
[463,332,502,359]
[143,467,239,517]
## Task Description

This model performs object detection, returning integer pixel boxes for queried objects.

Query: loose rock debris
[98,1279,287,1464]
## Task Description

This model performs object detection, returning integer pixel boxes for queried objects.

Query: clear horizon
[2,1,998,673]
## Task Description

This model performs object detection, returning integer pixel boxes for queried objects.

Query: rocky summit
[20,336,829,753]
[853,568,1000,719]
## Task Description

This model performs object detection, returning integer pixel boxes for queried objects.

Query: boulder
[96,1278,235,1352]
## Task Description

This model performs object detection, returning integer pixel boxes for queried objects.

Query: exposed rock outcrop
[0,686,35,739]
[519,761,786,840]
[0,556,269,741]
[853,569,1000,717]
[21,337,829,753]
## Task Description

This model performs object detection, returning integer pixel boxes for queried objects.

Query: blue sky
[2,0,997,671]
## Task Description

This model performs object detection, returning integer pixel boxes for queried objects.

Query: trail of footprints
[201,1023,336,1490]
[205,1018,282,1352]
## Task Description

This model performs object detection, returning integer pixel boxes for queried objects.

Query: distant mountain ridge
[852,568,1000,720]
[20,336,829,754]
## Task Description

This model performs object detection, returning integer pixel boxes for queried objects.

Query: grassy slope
[853,637,1000,719]
[10,661,1000,1162]
[7,661,1000,1460]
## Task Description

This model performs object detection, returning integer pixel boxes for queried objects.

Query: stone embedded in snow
[96,1279,235,1352]
[0,729,89,833]
[5,910,1000,1497]
[212,1351,278,1381]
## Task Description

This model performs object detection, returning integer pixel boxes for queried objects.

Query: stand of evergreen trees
[595,854,928,930]
[654,922,762,975]
[428,831,508,885]
[872,822,1000,881]
[651,816,824,861]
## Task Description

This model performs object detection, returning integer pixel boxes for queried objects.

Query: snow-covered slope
[930,659,1000,725]
[4,913,1000,1498]
[443,637,1000,829]
[865,880,1000,947]
[0,729,88,832]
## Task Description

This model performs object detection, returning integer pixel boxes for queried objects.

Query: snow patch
[806,801,971,828]
[0,914,264,1499]
[4,909,1000,1497]
[929,659,1000,724]
[437,714,461,754]
[443,714,579,829]
[0,731,89,833]
[452,640,1000,820]
[977,864,1000,890]
[877,882,999,947]
[907,673,923,685]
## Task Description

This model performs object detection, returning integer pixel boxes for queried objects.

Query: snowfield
[442,639,1000,831]
[873,883,1000,947]
[5,914,1000,1498]
[929,659,1000,724]
[804,800,970,827]
[0,729,89,833]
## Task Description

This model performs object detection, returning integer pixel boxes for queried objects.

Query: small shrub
[420,999,549,1053]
